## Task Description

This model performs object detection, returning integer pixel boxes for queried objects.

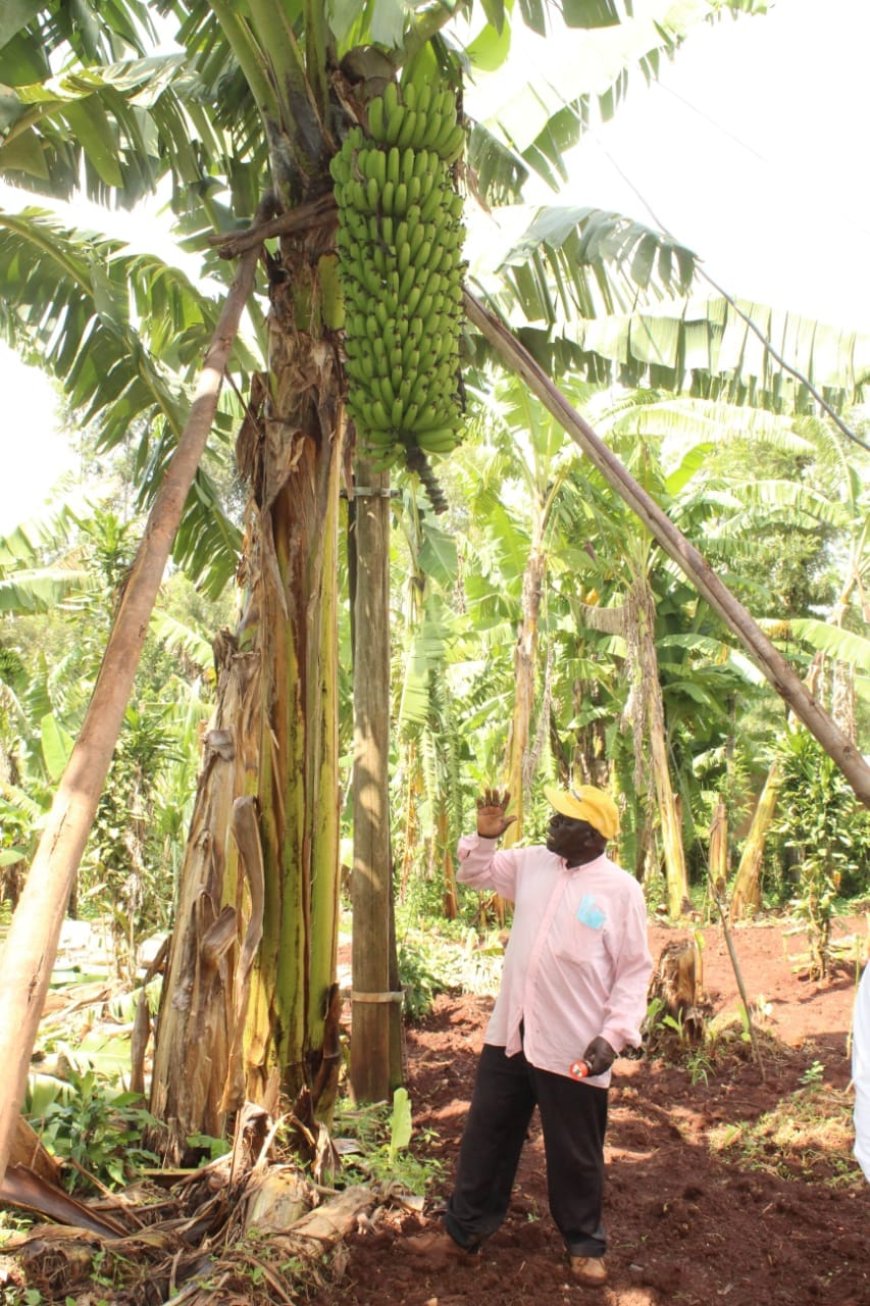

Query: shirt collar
[557,850,608,874]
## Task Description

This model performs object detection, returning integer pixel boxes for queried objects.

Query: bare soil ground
[311,916,870,1306]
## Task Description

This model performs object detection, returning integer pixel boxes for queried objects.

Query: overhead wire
[590,136,870,456]
[652,80,870,239]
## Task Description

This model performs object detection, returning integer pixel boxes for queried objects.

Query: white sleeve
[853,964,870,1184]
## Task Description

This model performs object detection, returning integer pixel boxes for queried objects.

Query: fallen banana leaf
[0,1222,104,1250]
[40,980,114,1020]
[286,1184,375,1243]
[10,1115,60,1184]
[243,1166,310,1234]
[0,1164,128,1237]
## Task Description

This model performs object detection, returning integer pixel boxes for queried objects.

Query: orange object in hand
[568,1059,589,1080]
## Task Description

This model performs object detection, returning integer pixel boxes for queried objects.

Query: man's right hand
[476,789,517,839]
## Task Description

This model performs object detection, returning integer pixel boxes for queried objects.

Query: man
[408,784,652,1287]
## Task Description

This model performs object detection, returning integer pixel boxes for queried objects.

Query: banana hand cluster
[330,76,466,488]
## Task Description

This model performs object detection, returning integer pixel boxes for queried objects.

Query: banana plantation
[0,0,869,1300]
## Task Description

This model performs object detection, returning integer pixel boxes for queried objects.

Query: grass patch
[708,1083,863,1187]
[332,1090,444,1196]
[397,922,505,1021]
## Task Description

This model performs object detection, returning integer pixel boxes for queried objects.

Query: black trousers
[444,1042,608,1257]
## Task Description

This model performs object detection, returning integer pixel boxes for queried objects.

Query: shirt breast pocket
[554,898,610,968]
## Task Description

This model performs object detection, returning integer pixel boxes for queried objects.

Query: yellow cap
[544,784,619,841]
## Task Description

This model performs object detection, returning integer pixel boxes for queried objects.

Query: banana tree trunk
[466,292,870,808]
[728,760,781,920]
[728,657,821,921]
[398,738,421,903]
[504,544,547,843]
[0,244,263,1188]
[499,522,552,928]
[150,222,345,1151]
[437,801,459,920]
[229,246,345,1107]
[148,639,261,1147]
[729,563,860,922]
[707,796,729,912]
[631,575,690,916]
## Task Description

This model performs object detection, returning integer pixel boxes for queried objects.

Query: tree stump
[645,938,710,1048]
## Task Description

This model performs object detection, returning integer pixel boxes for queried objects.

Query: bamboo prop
[464,290,870,809]
[0,228,266,1189]
[707,870,766,1082]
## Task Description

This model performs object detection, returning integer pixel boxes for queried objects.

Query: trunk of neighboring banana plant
[832,661,856,742]
[148,637,262,1149]
[729,559,859,923]
[728,759,781,921]
[151,221,345,1151]
[707,795,729,910]
[629,573,690,918]
[350,461,402,1101]
[504,543,547,843]
[398,738,421,902]
[495,543,547,924]
[436,801,459,919]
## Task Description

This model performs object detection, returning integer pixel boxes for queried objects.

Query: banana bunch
[330,76,466,490]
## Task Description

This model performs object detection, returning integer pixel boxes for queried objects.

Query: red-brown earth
[312,916,870,1306]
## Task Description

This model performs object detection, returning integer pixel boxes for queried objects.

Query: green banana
[396,109,418,149]
[385,103,404,145]
[333,84,467,480]
[368,96,385,141]
[416,428,456,453]
[419,185,444,223]
[431,111,459,156]
[442,124,466,165]
[398,263,415,299]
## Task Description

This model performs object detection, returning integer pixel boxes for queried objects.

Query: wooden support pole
[0,235,264,1188]
[350,465,396,1102]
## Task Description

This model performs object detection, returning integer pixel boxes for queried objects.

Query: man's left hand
[582,1036,616,1077]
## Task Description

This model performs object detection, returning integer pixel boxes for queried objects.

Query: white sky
[2,0,868,534]
[549,0,870,328]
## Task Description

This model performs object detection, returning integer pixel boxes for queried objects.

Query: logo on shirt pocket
[576,893,606,930]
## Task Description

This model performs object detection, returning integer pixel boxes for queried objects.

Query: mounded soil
[312,916,870,1306]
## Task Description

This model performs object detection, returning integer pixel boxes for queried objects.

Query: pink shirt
[458,835,652,1087]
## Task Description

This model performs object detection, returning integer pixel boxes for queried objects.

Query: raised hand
[476,788,517,839]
